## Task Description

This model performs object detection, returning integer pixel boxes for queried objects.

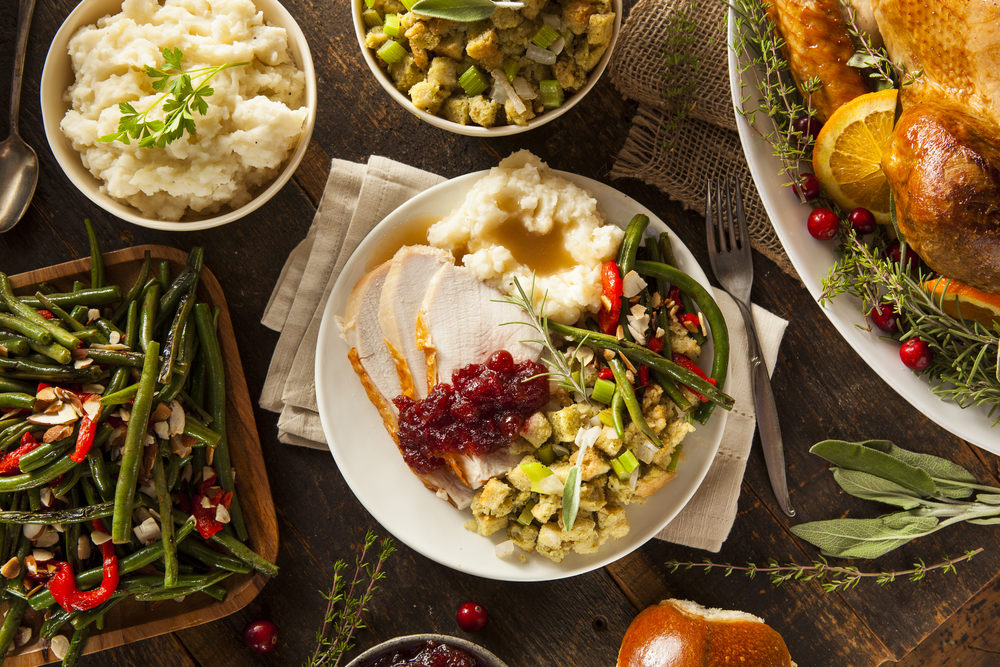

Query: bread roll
[617,599,794,667]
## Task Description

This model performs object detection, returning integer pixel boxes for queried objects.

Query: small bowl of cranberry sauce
[347,634,508,667]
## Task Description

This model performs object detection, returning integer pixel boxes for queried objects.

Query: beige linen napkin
[260,156,787,552]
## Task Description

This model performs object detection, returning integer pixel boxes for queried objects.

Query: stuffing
[521,412,553,447]
[547,406,583,442]
[507,522,539,551]
[472,478,516,517]
[468,95,501,127]
[588,12,616,46]
[634,467,677,499]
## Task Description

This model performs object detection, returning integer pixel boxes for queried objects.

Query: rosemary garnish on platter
[308,531,395,667]
[667,549,981,592]
[839,1,922,90]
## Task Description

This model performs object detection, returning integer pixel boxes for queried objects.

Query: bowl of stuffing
[352,0,621,136]
[41,0,317,230]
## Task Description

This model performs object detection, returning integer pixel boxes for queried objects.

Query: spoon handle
[9,0,37,133]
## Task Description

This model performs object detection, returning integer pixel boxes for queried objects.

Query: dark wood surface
[2,1,999,665]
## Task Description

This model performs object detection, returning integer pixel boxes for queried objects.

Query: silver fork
[705,175,795,518]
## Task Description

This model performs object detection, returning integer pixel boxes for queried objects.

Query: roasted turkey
[767,0,1000,293]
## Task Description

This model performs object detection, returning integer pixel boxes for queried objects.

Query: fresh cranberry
[807,208,839,240]
[486,350,514,373]
[900,338,933,370]
[244,620,278,654]
[883,241,918,268]
[849,207,877,234]
[870,303,899,333]
[793,173,821,200]
[793,115,822,142]
[456,602,487,632]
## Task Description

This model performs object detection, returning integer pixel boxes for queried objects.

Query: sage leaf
[832,468,922,510]
[859,440,977,488]
[975,493,1000,505]
[561,466,581,531]
[968,516,1000,525]
[847,52,879,69]
[410,0,497,21]
[791,512,939,559]
[810,440,937,497]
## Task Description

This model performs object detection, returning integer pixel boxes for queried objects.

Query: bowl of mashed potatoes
[41,0,316,231]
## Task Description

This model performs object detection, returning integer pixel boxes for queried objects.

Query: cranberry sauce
[393,351,549,474]
[361,639,487,667]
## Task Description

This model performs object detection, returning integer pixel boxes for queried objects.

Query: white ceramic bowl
[345,634,508,667]
[40,0,317,231]
[351,1,621,137]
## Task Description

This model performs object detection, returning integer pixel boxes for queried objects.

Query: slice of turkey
[415,262,542,388]
[378,245,453,399]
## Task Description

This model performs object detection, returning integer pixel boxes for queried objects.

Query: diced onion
[632,438,659,465]
[537,475,565,496]
[526,44,557,66]
[495,540,517,559]
[628,467,639,491]
[490,81,509,104]
[512,76,537,100]
[542,13,562,29]
[490,69,526,115]
[550,36,566,55]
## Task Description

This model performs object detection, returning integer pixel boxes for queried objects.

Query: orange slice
[924,277,1000,329]
[812,89,897,223]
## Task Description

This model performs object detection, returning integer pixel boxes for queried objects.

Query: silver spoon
[0,0,39,234]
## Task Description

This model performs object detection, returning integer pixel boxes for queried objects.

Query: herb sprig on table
[308,531,395,667]
[98,47,247,148]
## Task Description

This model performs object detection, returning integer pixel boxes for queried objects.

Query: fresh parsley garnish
[98,47,248,148]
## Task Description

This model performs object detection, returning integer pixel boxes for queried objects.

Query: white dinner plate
[726,10,999,455]
[314,170,730,581]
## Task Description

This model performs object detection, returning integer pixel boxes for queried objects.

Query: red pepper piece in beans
[70,395,102,463]
[597,261,623,335]
[192,473,234,539]
[671,353,717,402]
[49,519,119,612]
[0,432,40,475]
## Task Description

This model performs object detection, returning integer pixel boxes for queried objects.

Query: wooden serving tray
[6,245,279,664]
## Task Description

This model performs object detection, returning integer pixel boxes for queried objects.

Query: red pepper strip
[38,310,54,320]
[192,473,234,539]
[0,433,40,475]
[70,395,102,463]
[680,313,700,332]
[638,365,650,388]
[37,383,50,393]
[671,353,717,402]
[668,286,684,313]
[647,334,664,353]
[598,368,614,381]
[597,261,623,335]
[48,519,119,613]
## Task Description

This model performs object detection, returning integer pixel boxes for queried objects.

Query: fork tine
[733,176,749,251]
[705,179,717,254]
[725,174,739,250]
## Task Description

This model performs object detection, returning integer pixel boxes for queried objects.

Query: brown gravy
[479,215,577,277]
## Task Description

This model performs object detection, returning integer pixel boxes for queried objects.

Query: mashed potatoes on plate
[60,0,308,221]
[428,151,623,324]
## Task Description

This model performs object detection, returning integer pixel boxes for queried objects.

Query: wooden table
[2,1,998,665]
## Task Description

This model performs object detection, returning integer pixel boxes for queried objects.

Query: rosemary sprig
[497,276,590,401]
[98,47,247,148]
[307,531,395,667]
[730,0,820,195]
[840,1,922,90]
[822,230,1000,419]
[667,549,981,592]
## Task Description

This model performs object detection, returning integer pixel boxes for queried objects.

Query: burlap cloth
[259,156,788,552]
[610,0,795,275]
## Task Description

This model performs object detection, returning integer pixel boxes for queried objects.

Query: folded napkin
[260,157,788,552]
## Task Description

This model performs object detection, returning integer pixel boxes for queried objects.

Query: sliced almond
[50,634,70,660]
[15,625,31,647]
[205,446,215,465]
[35,528,59,549]
[77,535,91,560]
[73,358,94,369]
[71,347,88,360]
[82,396,101,420]
[153,421,170,440]
[87,308,101,323]
[89,342,129,351]
[108,330,121,346]
[117,407,131,423]
[133,517,160,546]
[22,524,43,540]
[28,403,78,426]
[180,462,193,483]
[167,400,185,436]
[202,466,215,482]
[214,504,231,524]
[200,496,213,509]
[24,555,38,577]
[109,425,127,449]
[170,434,192,459]
[24,582,45,597]
[39,486,53,507]
[0,344,7,358]
[35,387,56,403]
[42,424,73,444]
[32,549,54,562]
[1,557,21,579]
[151,403,172,422]
[82,383,105,395]
[0,408,19,420]
[90,530,112,546]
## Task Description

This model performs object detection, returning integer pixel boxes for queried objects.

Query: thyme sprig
[98,47,247,148]
[839,1,922,90]
[497,276,590,401]
[307,531,395,667]
[730,0,819,195]
[822,230,1000,420]
[667,549,981,592]
[659,0,703,143]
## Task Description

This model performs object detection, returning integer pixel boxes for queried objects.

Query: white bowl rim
[344,634,508,667]
[40,0,317,231]
[351,0,622,137]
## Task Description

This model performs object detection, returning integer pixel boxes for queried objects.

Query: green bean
[165,453,184,491]
[88,450,115,502]
[68,594,127,631]
[139,281,160,353]
[0,312,52,344]
[157,248,204,330]
[0,534,31,660]
[152,455,178,587]
[28,519,195,611]
[0,335,30,356]
[0,392,33,410]
[112,340,160,544]
[0,357,103,383]
[19,437,75,473]
[84,219,105,289]
[157,319,194,401]
[193,303,246,540]
[0,286,121,313]
[110,250,151,324]
[210,531,277,577]
[158,260,171,291]
[0,456,77,493]
[183,416,221,448]
[27,487,41,511]
[66,491,82,571]
[610,388,625,440]
[53,462,83,498]
[41,607,73,640]
[0,422,36,450]
[26,338,72,364]
[654,369,693,411]
[616,214,649,275]
[79,477,101,507]
[69,305,89,323]
[0,378,33,394]
[177,539,251,573]
[159,290,196,384]
[93,318,122,342]
[33,292,92,336]
[61,624,91,667]
[85,348,146,368]
[634,261,730,422]
[133,570,231,602]
[609,357,662,448]
[99,383,138,407]
[0,274,81,350]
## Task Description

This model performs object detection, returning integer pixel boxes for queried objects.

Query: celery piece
[591,378,616,405]
[458,66,489,96]
[539,79,564,109]
[516,501,536,526]
[384,13,401,37]
[400,0,418,9]
[535,443,556,465]
[362,8,382,28]
[364,0,375,7]
[616,449,640,475]
[532,25,560,49]
[597,409,614,428]
[610,457,627,480]
[520,461,554,493]
[376,40,407,64]
[503,59,520,83]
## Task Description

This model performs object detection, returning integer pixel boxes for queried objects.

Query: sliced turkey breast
[443,448,526,490]
[378,246,453,399]
[416,262,542,389]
